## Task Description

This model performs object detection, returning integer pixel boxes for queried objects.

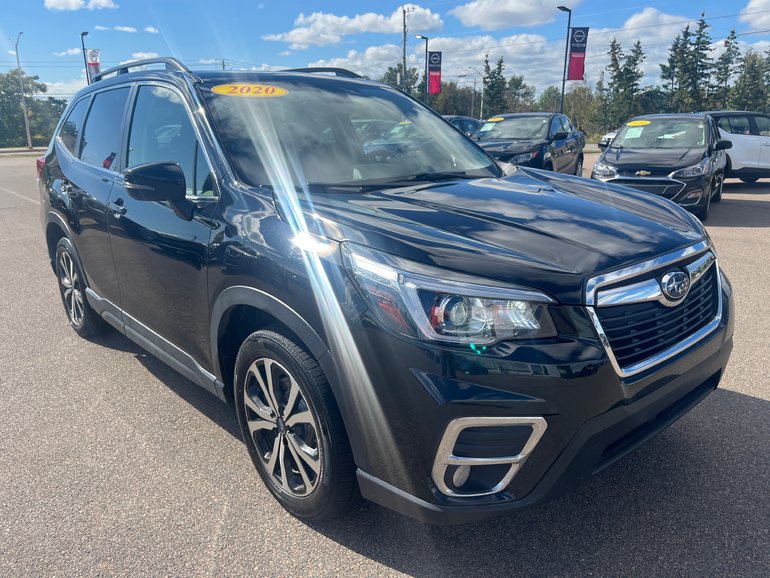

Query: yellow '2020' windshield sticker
[626,120,651,126]
[211,84,288,97]
[488,117,505,122]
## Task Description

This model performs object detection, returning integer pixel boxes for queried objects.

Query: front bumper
[349,280,734,524]
[591,173,709,209]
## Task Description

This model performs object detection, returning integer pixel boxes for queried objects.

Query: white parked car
[599,129,617,148]
[703,111,770,183]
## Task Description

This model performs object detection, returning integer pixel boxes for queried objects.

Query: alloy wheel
[243,358,321,497]
[58,251,84,327]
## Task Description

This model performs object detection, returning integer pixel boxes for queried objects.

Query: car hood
[601,146,706,173]
[477,139,545,153]
[300,169,705,304]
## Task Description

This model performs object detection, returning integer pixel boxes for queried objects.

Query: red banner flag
[567,28,589,81]
[428,51,442,95]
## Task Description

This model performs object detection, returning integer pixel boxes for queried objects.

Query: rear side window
[753,115,770,136]
[80,87,130,171]
[718,115,751,135]
[58,97,89,156]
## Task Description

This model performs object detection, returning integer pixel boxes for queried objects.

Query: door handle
[108,198,127,217]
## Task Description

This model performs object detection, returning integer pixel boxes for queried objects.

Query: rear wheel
[574,156,584,177]
[55,238,108,338]
[234,330,357,520]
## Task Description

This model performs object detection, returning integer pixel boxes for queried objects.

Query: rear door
[50,87,131,304]
[750,114,770,171]
[107,83,219,367]
[715,114,759,171]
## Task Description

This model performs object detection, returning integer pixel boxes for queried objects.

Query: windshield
[200,78,499,189]
[475,116,549,141]
[612,118,706,149]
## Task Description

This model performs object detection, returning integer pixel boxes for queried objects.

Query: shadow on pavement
[306,388,770,576]
[708,193,770,228]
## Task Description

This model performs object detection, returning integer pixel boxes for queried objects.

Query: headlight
[670,157,708,178]
[511,151,537,163]
[343,244,557,345]
[592,160,617,178]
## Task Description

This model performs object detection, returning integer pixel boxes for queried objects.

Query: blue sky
[2,0,770,99]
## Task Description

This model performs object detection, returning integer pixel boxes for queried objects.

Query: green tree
[606,38,646,125]
[713,30,740,108]
[429,81,474,115]
[564,85,598,133]
[380,64,420,97]
[681,15,714,110]
[0,68,49,147]
[505,75,535,112]
[660,32,686,110]
[535,86,561,112]
[729,50,768,111]
[482,55,508,116]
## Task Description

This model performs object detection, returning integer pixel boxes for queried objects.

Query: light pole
[558,5,572,114]
[458,73,477,117]
[468,66,484,119]
[415,34,429,104]
[80,31,90,84]
[14,32,33,149]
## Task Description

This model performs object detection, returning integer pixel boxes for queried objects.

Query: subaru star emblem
[635,170,651,176]
[660,271,690,301]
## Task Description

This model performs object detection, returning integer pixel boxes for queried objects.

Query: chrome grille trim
[585,242,722,378]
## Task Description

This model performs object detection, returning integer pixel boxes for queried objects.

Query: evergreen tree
[660,33,685,109]
[482,55,508,116]
[380,64,420,97]
[729,50,768,112]
[535,86,561,112]
[605,38,646,126]
[713,30,740,109]
[505,75,535,112]
[684,14,714,110]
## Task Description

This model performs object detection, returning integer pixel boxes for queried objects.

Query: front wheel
[574,156,584,177]
[695,187,711,221]
[712,172,724,203]
[234,330,357,520]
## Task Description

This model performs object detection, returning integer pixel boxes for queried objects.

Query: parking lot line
[0,183,40,205]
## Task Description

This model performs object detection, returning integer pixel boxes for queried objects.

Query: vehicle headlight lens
[343,244,557,344]
[671,157,708,178]
[511,151,536,163]
[592,161,617,178]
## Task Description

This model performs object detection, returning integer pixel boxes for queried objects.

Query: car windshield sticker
[625,127,644,139]
[626,120,650,126]
[488,117,504,122]
[479,123,496,131]
[211,84,288,97]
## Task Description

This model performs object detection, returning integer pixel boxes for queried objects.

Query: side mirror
[124,162,187,202]
[598,140,608,150]
[715,139,732,150]
[552,130,569,141]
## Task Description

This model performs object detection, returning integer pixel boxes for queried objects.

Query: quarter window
[79,88,130,171]
[718,115,751,135]
[753,115,770,136]
[58,97,89,156]
[127,85,212,196]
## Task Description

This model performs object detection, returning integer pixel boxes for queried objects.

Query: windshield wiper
[402,171,478,182]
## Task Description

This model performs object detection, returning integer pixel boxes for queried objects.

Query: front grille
[595,264,718,369]
[610,178,684,198]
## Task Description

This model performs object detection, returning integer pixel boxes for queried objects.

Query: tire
[740,177,758,183]
[574,156,584,177]
[55,237,108,338]
[234,330,357,520]
[712,172,724,203]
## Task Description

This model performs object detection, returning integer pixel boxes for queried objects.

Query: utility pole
[401,6,408,91]
[222,59,226,71]
[80,31,89,84]
[558,5,572,114]
[14,32,33,150]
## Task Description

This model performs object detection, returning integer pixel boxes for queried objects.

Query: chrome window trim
[431,416,547,498]
[586,243,722,378]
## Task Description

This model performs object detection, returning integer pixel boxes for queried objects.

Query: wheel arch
[45,212,74,272]
[210,285,369,470]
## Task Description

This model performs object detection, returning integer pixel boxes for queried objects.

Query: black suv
[39,58,734,524]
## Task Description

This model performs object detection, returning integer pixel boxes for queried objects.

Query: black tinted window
[58,97,89,156]
[80,88,130,171]
[754,115,770,136]
[127,85,203,195]
[720,115,751,135]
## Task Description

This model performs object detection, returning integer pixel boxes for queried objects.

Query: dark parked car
[443,115,482,136]
[39,58,734,524]
[701,110,770,182]
[474,112,585,175]
[592,114,732,221]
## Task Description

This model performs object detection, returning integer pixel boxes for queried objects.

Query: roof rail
[282,67,363,79]
[92,57,190,83]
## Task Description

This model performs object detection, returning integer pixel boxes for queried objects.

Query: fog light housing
[431,416,547,497]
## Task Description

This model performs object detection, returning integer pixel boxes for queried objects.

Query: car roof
[698,110,766,117]
[494,112,554,119]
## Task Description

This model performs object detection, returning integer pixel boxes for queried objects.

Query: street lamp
[468,66,484,119]
[558,5,572,114]
[80,31,90,84]
[415,34,429,104]
[14,32,33,149]
[458,73,477,117]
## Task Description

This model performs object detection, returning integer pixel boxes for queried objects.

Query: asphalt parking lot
[1,152,768,576]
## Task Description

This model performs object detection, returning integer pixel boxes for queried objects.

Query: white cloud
[94,25,110,30]
[198,58,220,65]
[450,0,581,31]
[144,26,159,34]
[280,51,292,57]
[7,50,16,56]
[264,3,442,50]
[114,25,137,33]
[54,48,83,56]
[45,0,118,10]
[740,0,770,31]
[45,77,88,99]
[131,51,159,60]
